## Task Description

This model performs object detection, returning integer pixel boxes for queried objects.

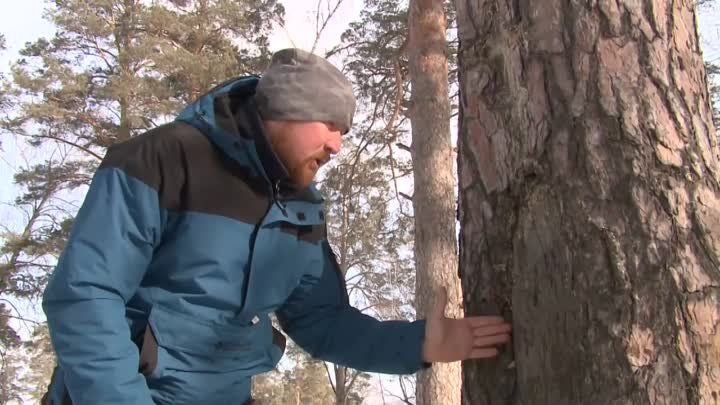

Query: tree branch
[310,0,346,54]
[27,134,103,161]
[322,361,337,393]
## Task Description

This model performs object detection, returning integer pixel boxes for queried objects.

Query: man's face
[263,120,343,188]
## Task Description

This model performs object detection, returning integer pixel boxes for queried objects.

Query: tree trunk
[335,365,346,405]
[455,0,720,404]
[114,0,136,143]
[408,1,462,405]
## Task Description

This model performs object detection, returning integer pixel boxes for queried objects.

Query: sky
[0,1,719,404]
[699,3,720,64]
[0,1,718,201]
[0,0,362,201]
[0,0,366,306]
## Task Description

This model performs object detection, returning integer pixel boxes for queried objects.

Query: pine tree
[333,2,460,403]
[313,64,417,401]
[455,0,720,403]
[0,0,282,348]
[21,324,56,403]
[0,348,23,405]
[0,1,283,399]
[252,340,335,405]
[407,1,461,405]
[0,33,7,114]
[252,370,285,405]
[316,3,424,398]
[700,0,719,131]
[144,0,284,103]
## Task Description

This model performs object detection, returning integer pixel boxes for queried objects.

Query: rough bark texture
[335,365,346,405]
[408,1,463,405]
[455,0,720,404]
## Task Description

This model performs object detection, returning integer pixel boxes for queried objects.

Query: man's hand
[422,287,512,363]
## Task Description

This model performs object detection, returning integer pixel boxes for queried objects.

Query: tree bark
[114,0,138,143]
[408,1,462,405]
[335,365,346,405]
[455,0,720,404]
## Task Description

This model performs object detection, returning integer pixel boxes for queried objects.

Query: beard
[287,157,322,188]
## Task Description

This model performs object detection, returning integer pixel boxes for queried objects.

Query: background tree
[0,33,7,114]
[0,0,282,398]
[407,2,461,405]
[319,111,415,405]
[333,1,460,403]
[20,324,56,403]
[144,0,283,104]
[0,0,282,344]
[700,0,719,131]
[0,348,23,405]
[455,0,720,404]
[707,61,719,129]
[316,1,421,403]
[253,341,335,405]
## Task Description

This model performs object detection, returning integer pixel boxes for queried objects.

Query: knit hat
[255,48,356,134]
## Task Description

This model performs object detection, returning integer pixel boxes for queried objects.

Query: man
[41,48,511,405]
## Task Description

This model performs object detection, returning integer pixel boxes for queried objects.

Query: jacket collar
[230,95,290,186]
[174,76,322,204]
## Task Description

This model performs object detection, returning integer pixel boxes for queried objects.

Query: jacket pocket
[139,326,159,377]
[144,304,273,376]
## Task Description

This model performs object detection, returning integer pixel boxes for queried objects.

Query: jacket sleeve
[276,239,427,375]
[42,146,164,405]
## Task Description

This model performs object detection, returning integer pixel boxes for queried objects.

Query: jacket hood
[174,76,276,182]
[175,76,324,204]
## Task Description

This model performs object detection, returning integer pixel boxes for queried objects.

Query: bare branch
[23,134,103,161]
[5,314,41,326]
[396,143,411,153]
[310,0,346,54]
[322,361,337,393]
[0,299,36,337]
[346,369,362,396]
[399,192,413,201]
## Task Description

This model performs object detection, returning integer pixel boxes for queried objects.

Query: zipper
[200,110,280,317]
[240,180,287,316]
[238,197,270,319]
[199,110,288,218]
[193,110,291,320]
[273,180,288,216]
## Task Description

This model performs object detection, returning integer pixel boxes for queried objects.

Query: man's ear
[262,119,283,144]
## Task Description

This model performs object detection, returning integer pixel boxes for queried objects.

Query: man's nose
[324,132,342,155]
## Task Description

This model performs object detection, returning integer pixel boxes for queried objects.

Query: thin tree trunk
[114,0,136,143]
[456,0,720,404]
[335,365,346,405]
[408,1,462,405]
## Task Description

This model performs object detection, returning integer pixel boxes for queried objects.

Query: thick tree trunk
[408,1,462,405]
[455,0,720,404]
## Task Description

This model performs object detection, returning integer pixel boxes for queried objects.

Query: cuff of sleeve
[402,319,429,373]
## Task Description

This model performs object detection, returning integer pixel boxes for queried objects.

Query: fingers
[473,333,511,348]
[469,347,500,359]
[472,323,512,337]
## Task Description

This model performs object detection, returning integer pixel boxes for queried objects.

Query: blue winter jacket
[41,76,427,405]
